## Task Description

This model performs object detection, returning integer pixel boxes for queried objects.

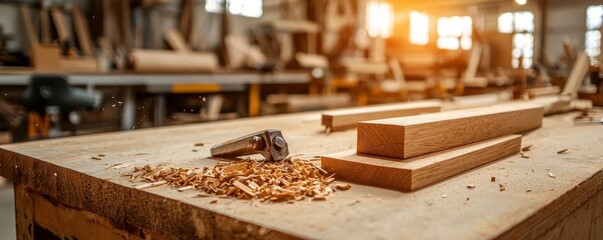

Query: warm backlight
[409,11,429,45]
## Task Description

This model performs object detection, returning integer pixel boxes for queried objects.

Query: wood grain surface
[322,101,441,130]
[1,110,602,239]
[322,135,521,191]
[358,103,543,159]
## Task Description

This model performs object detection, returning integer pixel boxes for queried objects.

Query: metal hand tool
[210,129,289,161]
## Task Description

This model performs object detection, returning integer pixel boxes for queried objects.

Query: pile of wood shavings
[126,158,351,202]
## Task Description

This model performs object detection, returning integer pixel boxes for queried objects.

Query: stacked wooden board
[322,103,544,191]
[321,101,441,131]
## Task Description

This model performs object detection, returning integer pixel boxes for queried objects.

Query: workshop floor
[0,180,16,239]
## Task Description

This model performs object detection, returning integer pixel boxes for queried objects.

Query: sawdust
[126,157,351,203]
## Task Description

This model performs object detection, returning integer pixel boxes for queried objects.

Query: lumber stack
[322,103,544,191]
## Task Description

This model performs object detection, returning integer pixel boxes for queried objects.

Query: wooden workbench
[1,111,602,239]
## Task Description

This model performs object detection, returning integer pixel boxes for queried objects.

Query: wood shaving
[334,183,351,191]
[135,180,167,189]
[557,149,568,154]
[467,184,476,189]
[521,145,532,152]
[126,158,348,203]
[548,171,556,178]
[106,163,129,169]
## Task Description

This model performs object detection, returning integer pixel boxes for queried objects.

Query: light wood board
[322,135,521,191]
[1,111,603,239]
[322,101,441,131]
[72,7,94,56]
[20,5,38,46]
[358,103,543,159]
[129,49,218,73]
[163,29,191,52]
[50,8,69,43]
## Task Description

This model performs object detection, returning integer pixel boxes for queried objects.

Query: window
[409,11,429,45]
[585,5,602,64]
[437,16,472,50]
[498,11,534,69]
[366,1,394,38]
[205,0,263,18]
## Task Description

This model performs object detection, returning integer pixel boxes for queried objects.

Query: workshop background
[0,0,602,239]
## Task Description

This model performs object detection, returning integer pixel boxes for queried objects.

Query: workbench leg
[153,94,166,127]
[14,184,34,240]
[248,84,260,117]
[309,78,320,96]
[121,87,136,130]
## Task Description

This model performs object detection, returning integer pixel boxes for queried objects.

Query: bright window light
[205,0,263,18]
[409,11,429,45]
[498,13,513,33]
[498,11,535,69]
[366,1,394,38]
[437,16,472,50]
[586,5,602,63]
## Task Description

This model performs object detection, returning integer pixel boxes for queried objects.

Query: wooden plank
[357,103,543,159]
[60,58,98,73]
[295,52,329,68]
[39,8,52,44]
[50,8,69,43]
[527,86,561,99]
[30,45,62,71]
[562,52,589,97]
[322,135,521,191]
[339,58,389,74]
[322,101,441,131]
[271,20,319,33]
[129,49,218,73]
[14,184,34,239]
[72,7,94,56]
[178,0,193,41]
[20,5,38,46]
[163,29,191,52]
[32,190,137,239]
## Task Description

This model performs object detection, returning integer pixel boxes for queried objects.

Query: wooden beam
[271,20,319,33]
[129,49,218,73]
[20,5,38,46]
[163,29,192,52]
[72,7,94,56]
[39,8,51,44]
[357,103,543,159]
[295,52,329,68]
[527,86,561,99]
[322,101,441,131]
[322,134,521,191]
[50,8,69,44]
[562,52,589,97]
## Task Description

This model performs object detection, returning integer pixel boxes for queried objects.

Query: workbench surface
[1,111,602,239]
